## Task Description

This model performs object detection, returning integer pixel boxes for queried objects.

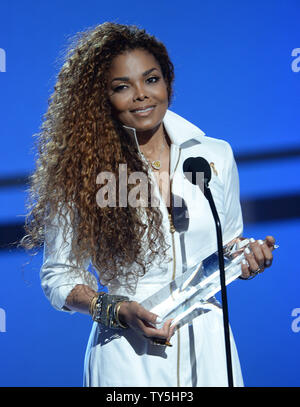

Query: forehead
[108,49,161,77]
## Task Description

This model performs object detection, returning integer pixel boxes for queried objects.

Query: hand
[240,235,276,279]
[118,301,175,345]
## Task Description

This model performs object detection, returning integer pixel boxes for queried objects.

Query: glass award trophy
[140,238,278,330]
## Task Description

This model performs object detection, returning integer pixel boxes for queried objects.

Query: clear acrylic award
[141,238,278,330]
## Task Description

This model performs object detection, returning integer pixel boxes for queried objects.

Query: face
[107,49,169,136]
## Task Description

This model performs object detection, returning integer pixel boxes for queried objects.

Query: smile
[131,106,155,115]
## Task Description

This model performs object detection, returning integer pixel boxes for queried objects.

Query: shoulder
[166,111,237,184]
[164,109,233,160]
[200,135,234,162]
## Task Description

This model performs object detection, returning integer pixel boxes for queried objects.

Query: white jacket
[40,109,244,387]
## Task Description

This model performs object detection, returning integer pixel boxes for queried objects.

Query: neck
[137,123,167,156]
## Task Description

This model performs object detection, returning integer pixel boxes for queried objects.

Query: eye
[146,76,160,84]
[113,84,128,92]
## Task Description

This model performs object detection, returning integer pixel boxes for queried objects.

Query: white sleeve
[40,208,98,313]
[221,141,244,244]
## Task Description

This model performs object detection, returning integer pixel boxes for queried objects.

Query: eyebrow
[111,67,159,83]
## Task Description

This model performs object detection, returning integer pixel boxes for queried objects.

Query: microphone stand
[203,183,234,388]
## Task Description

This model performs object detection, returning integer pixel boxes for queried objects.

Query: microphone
[183,157,211,197]
[183,157,234,388]
[183,156,211,185]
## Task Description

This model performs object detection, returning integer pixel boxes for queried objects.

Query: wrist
[91,293,130,329]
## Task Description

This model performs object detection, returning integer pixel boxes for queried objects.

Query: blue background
[0,0,299,387]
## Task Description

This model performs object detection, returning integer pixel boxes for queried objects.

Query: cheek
[109,95,130,112]
[110,100,132,125]
[157,83,169,104]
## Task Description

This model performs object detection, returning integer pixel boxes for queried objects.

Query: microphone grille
[183,157,212,185]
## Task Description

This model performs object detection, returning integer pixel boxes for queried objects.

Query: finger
[142,310,162,327]
[244,246,260,272]
[147,319,175,346]
[163,318,174,335]
[258,239,273,268]
[249,238,265,270]
[118,302,159,333]
[167,321,177,342]
[143,318,173,340]
[265,235,276,250]
[132,303,161,328]
[122,302,172,341]
[241,258,250,278]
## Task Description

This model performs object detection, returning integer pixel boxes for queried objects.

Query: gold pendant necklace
[147,140,165,171]
[151,159,162,171]
[140,133,166,171]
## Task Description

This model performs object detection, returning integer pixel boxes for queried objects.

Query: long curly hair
[20,22,175,289]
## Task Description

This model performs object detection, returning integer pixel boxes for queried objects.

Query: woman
[21,22,275,387]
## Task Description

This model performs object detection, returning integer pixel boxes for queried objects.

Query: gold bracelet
[89,294,99,317]
[106,303,112,326]
[115,301,128,329]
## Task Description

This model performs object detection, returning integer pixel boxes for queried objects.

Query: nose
[133,83,148,101]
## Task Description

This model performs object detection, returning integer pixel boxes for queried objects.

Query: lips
[130,105,155,113]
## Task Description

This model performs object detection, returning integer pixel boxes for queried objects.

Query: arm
[64,284,98,314]
[65,285,175,344]
[221,142,276,278]
[40,207,98,313]
[42,208,174,343]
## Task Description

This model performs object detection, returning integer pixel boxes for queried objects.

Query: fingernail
[265,260,271,266]
[258,239,264,245]
[242,259,249,266]
[245,247,251,255]
[250,238,256,243]
[152,338,172,347]
[155,316,162,324]
[237,239,249,249]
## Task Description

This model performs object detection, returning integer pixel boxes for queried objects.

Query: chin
[119,106,167,133]
[133,115,166,133]
[134,121,162,134]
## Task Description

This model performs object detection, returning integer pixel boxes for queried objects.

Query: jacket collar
[163,109,205,147]
[122,109,205,153]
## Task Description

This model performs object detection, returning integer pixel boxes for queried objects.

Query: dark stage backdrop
[0,0,299,387]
